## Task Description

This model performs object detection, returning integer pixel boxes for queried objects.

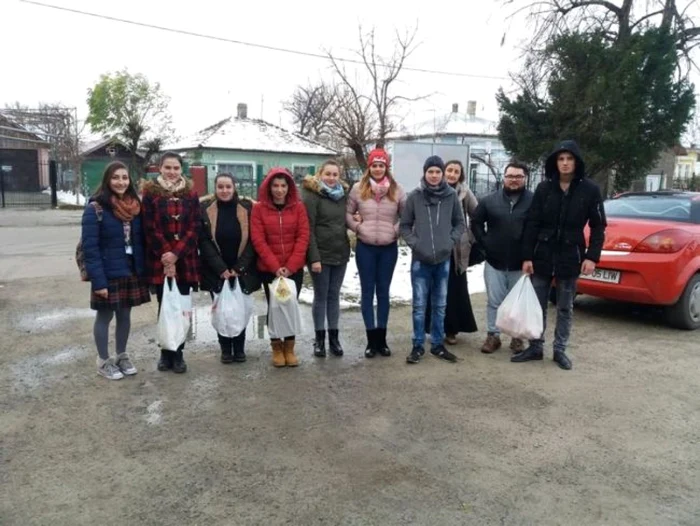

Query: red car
[577,191,700,330]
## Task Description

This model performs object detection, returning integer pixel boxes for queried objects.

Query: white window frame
[291,163,315,176]
[215,161,256,178]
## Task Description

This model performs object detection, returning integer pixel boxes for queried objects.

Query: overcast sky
[2,0,535,137]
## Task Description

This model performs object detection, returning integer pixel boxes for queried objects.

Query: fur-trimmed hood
[140,177,195,198]
[301,174,349,196]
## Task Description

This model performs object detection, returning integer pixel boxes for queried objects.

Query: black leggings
[261,270,303,342]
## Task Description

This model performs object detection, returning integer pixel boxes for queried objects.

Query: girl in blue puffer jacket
[81,161,150,380]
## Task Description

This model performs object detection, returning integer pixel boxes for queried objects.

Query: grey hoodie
[399,179,465,264]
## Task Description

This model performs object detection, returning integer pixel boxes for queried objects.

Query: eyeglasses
[504,175,526,180]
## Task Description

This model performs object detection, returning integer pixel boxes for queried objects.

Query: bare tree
[329,85,378,169]
[284,82,338,141]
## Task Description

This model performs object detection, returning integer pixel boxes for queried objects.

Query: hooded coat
[522,140,607,279]
[301,175,351,266]
[250,168,310,275]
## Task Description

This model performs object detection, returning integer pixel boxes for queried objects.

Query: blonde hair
[316,160,342,178]
[358,167,398,202]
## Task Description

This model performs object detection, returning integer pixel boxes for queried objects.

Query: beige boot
[271,340,286,368]
[283,339,299,367]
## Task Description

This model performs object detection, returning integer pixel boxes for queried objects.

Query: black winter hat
[423,155,445,174]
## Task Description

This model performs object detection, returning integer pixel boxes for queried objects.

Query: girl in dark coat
[302,160,351,358]
[141,152,201,374]
[199,173,260,364]
[81,161,150,380]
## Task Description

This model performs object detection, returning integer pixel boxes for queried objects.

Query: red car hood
[587,218,698,252]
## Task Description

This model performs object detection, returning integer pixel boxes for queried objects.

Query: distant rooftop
[393,101,499,139]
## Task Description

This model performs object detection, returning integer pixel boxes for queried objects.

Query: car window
[605,195,694,223]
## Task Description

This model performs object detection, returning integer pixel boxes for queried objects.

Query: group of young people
[81,140,606,380]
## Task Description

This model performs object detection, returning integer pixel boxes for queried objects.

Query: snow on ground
[299,247,485,309]
[43,189,86,206]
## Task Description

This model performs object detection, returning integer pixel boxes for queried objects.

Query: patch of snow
[43,188,86,206]
[299,249,485,307]
[146,400,163,425]
[167,117,337,156]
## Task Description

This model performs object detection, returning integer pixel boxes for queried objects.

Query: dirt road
[1,209,698,525]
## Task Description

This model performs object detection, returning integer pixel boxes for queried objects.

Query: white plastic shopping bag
[267,277,302,339]
[157,278,189,350]
[495,274,544,340]
[211,278,254,338]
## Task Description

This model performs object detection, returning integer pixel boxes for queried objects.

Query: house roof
[0,114,51,146]
[392,110,499,140]
[167,116,337,156]
[80,136,146,158]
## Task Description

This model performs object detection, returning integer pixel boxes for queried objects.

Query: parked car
[577,191,700,329]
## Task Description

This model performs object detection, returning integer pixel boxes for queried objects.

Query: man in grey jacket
[471,160,534,354]
[400,155,465,364]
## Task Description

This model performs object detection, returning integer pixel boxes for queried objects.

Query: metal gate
[0,155,57,208]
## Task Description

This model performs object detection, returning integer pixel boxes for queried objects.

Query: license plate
[579,268,621,284]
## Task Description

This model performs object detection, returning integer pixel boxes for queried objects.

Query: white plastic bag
[211,278,254,338]
[157,278,190,350]
[267,277,302,339]
[496,275,544,340]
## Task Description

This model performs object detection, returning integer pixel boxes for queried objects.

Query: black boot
[313,330,326,357]
[218,335,234,364]
[157,350,173,371]
[511,346,544,363]
[553,351,572,370]
[376,328,391,357]
[364,329,377,358]
[172,348,187,373]
[232,334,247,363]
[328,329,343,357]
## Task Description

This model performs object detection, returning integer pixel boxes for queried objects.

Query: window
[217,162,256,198]
[292,164,314,185]
[605,195,692,223]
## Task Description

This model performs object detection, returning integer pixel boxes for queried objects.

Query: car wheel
[665,273,700,330]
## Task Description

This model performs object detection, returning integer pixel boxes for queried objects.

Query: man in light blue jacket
[400,155,465,364]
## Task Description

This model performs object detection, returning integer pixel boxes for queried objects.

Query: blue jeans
[411,259,450,347]
[484,262,524,335]
[355,241,398,329]
[529,274,577,353]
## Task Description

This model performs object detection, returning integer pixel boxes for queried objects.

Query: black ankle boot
[218,335,234,364]
[328,329,343,356]
[173,348,187,373]
[364,329,377,358]
[313,330,326,357]
[376,328,391,357]
[232,336,246,363]
[157,350,173,371]
[510,346,544,363]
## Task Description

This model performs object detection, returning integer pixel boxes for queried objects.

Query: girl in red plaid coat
[141,152,201,373]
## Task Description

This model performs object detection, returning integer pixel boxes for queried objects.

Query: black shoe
[511,346,544,363]
[219,336,234,364]
[232,348,246,363]
[313,330,327,357]
[553,351,572,370]
[430,344,457,363]
[157,350,173,371]
[406,345,424,364]
[172,349,187,374]
[328,329,343,357]
[232,333,247,362]
[376,328,391,357]
[364,329,377,358]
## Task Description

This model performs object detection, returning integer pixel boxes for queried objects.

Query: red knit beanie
[367,148,390,167]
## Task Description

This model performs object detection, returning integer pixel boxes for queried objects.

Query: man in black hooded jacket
[513,140,606,370]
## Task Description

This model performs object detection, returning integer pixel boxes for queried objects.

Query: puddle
[17,308,94,333]
[10,346,88,393]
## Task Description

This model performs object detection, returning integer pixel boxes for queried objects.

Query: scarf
[110,195,141,222]
[320,179,345,202]
[157,174,186,194]
[370,177,390,203]
[420,178,451,204]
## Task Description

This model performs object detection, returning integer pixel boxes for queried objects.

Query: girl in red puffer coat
[251,167,310,367]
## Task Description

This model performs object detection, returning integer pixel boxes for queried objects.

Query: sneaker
[480,334,502,354]
[97,357,124,380]
[430,344,457,363]
[115,353,137,376]
[406,345,424,364]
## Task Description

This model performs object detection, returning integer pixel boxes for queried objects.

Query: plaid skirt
[90,274,152,311]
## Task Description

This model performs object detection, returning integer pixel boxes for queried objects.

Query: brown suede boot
[283,339,299,367]
[480,333,502,354]
[510,338,525,353]
[271,340,286,368]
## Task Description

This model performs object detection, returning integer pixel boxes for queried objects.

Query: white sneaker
[115,353,137,376]
[97,357,124,380]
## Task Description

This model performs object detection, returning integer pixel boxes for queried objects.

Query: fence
[0,156,57,208]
